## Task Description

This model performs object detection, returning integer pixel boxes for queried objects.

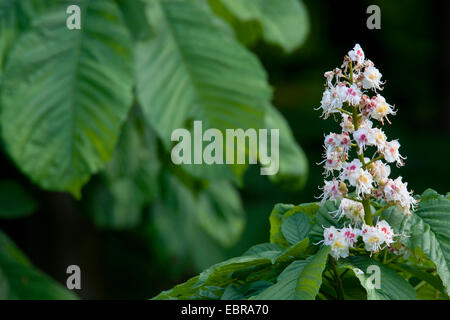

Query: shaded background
[1,0,449,299]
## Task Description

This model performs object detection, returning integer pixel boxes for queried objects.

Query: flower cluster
[316,44,417,259]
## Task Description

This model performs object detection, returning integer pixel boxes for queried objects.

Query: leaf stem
[337,108,353,116]
[414,280,427,291]
[329,257,345,300]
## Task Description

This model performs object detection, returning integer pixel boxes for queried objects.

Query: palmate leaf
[382,189,450,295]
[249,245,330,300]
[308,200,343,243]
[153,254,273,300]
[0,0,134,197]
[0,229,77,299]
[136,0,272,181]
[281,212,311,245]
[0,0,19,75]
[340,256,417,300]
[269,202,319,247]
[148,168,246,271]
[82,110,160,229]
[212,0,310,53]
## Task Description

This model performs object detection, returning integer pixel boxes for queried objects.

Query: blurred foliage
[0,0,309,298]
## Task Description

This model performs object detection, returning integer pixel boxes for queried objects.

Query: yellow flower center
[334,241,344,249]
[377,104,387,113]
[369,236,379,243]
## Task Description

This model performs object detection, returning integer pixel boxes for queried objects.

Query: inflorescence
[315,44,417,260]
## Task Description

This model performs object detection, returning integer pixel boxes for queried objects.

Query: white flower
[383,177,417,216]
[324,132,351,154]
[317,85,348,118]
[369,127,387,151]
[329,231,350,259]
[335,198,365,224]
[348,44,365,65]
[340,114,354,132]
[318,180,346,204]
[339,159,363,185]
[361,224,385,253]
[344,84,362,106]
[375,220,395,247]
[323,226,339,245]
[354,168,374,196]
[324,71,334,87]
[362,65,383,90]
[368,95,396,123]
[341,225,360,247]
[368,160,390,185]
[382,140,405,167]
[353,127,375,151]
[358,118,373,130]
[322,151,344,176]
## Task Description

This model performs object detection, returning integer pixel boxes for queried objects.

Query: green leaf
[213,0,310,53]
[115,0,152,41]
[82,111,160,229]
[382,191,450,295]
[196,255,273,288]
[269,203,295,247]
[0,180,37,219]
[152,275,201,300]
[1,0,134,197]
[0,229,77,299]
[341,256,417,300]
[136,0,272,181]
[281,212,311,245]
[416,283,449,300]
[0,0,19,75]
[273,238,310,264]
[150,171,227,271]
[391,262,446,296]
[221,280,272,300]
[197,181,246,247]
[265,105,308,190]
[309,201,343,243]
[250,245,330,300]
[269,202,319,247]
[243,242,284,256]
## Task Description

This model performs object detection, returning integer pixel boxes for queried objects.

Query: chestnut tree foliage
[0,0,309,298]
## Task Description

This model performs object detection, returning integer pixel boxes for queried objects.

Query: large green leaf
[136,0,272,181]
[82,111,160,229]
[0,0,19,75]
[265,105,308,190]
[382,189,450,295]
[197,181,245,247]
[0,180,37,219]
[0,229,77,299]
[1,0,134,197]
[308,201,343,243]
[149,170,227,271]
[213,0,310,53]
[153,253,273,300]
[269,202,319,247]
[281,212,311,245]
[341,256,417,300]
[250,245,330,300]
